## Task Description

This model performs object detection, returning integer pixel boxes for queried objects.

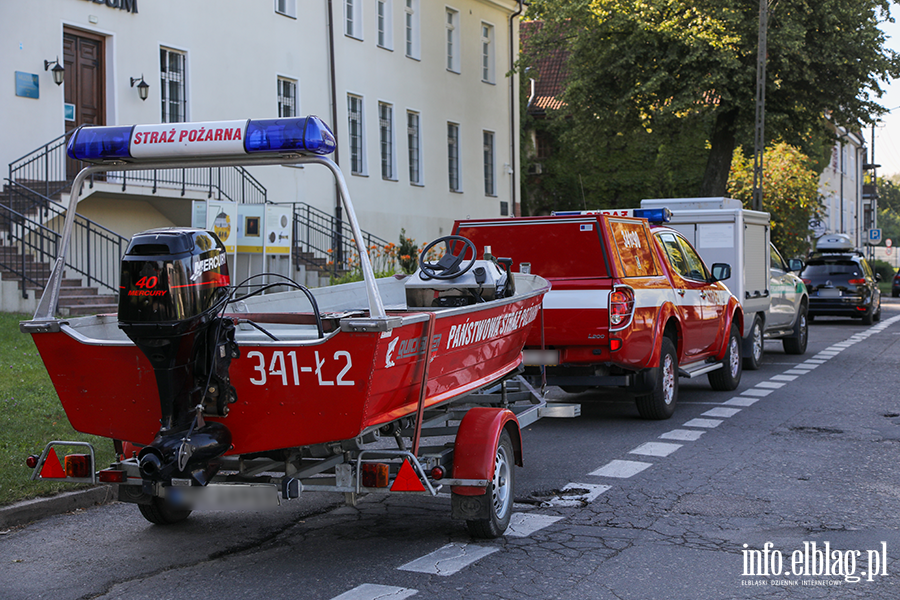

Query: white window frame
[274,0,296,18]
[379,102,396,180]
[377,0,393,50]
[481,22,495,84]
[448,122,461,192]
[483,130,496,196]
[407,110,422,186]
[446,7,460,73]
[404,0,420,60]
[160,47,187,123]
[277,76,298,117]
[345,0,363,40]
[348,94,367,176]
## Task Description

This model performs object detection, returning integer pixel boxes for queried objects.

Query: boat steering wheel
[418,235,478,280]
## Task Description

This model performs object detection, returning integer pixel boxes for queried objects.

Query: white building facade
[0,0,522,307]
[817,126,868,248]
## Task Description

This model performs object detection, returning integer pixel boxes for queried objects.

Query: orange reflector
[40,448,66,479]
[64,454,91,478]
[98,469,127,483]
[361,462,389,488]
[609,338,623,351]
[390,460,426,492]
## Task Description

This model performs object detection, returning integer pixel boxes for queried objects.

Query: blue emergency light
[632,208,672,224]
[67,116,336,163]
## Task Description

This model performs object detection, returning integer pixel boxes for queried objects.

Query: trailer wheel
[138,497,192,525]
[635,337,678,420]
[465,430,514,539]
[742,316,763,370]
[782,307,808,355]
[708,323,742,391]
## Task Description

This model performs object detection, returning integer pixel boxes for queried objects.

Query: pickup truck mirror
[710,263,731,282]
[788,258,804,272]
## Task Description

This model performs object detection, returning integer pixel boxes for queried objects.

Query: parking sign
[869,228,882,244]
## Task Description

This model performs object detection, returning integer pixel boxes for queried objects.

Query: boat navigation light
[67,115,336,163]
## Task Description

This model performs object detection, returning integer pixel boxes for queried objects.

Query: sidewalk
[0,486,115,529]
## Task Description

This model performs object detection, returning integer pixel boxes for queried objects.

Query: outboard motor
[118,228,238,487]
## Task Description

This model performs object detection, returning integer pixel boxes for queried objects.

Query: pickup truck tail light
[609,287,635,328]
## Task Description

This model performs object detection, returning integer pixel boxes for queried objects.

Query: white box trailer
[640,197,809,368]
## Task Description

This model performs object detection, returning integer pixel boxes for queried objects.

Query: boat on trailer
[22,116,557,537]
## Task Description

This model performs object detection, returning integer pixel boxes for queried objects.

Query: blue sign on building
[15,72,39,99]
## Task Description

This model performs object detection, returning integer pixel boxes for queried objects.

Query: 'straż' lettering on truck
[454,209,744,419]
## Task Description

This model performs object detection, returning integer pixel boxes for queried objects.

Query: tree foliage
[523,0,900,201]
[727,143,822,258]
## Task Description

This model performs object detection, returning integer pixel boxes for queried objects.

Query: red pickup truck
[453,209,744,419]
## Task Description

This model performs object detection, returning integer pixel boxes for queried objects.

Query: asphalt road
[3,303,900,600]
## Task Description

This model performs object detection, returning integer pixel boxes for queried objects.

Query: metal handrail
[2,179,127,297]
[292,202,390,276]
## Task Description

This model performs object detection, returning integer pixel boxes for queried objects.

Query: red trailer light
[430,466,445,480]
[98,469,128,483]
[847,278,866,285]
[64,454,92,478]
[361,463,389,488]
[26,455,39,469]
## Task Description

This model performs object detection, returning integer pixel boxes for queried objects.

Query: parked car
[892,271,900,298]
[800,234,881,324]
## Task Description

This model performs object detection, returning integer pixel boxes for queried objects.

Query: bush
[870,259,895,282]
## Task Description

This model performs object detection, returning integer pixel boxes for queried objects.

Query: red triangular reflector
[40,448,66,479]
[390,460,425,492]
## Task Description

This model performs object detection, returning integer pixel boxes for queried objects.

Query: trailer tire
[138,497,192,525]
[465,430,514,539]
[635,337,678,420]
[742,316,763,370]
[709,323,742,391]
[782,307,808,355]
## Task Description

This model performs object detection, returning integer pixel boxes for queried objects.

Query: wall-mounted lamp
[130,75,149,101]
[44,57,65,86]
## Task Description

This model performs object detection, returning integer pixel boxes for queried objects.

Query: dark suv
[800,235,881,324]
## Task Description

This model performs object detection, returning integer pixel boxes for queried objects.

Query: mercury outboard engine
[118,228,238,487]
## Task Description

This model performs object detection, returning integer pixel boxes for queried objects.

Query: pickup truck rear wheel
[708,323,742,391]
[742,316,763,370]
[635,337,678,420]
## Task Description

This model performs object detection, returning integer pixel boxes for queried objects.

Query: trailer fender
[451,407,522,498]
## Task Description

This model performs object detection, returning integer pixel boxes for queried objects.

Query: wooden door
[63,29,105,179]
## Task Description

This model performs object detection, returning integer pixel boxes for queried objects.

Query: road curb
[0,486,116,529]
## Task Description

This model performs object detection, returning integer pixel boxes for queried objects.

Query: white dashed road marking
[770,374,798,382]
[682,418,723,428]
[755,381,786,389]
[659,429,706,441]
[506,513,565,537]
[629,442,682,457]
[724,397,759,407]
[330,584,418,600]
[398,543,499,576]
[590,459,653,478]
[701,407,741,418]
[543,483,611,507]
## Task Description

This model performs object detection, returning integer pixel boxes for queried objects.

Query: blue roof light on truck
[631,208,672,224]
[66,115,337,163]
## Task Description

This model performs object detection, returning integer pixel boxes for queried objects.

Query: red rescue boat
[22,116,554,537]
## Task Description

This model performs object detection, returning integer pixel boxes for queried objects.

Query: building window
[481,23,494,83]
[274,0,296,18]
[448,122,460,192]
[160,47,186,123]
[377,0,393,50]
[446,8,460,73]
[277,77,297,117]
[348,94,366,175]
[407,111,421,185]
[405,0,420,59]
[345,0,362,40]
[483,131,495,196]
[379,102,395,180]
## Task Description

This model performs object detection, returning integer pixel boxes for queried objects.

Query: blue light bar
[632,208,672,224]
[66,116,336,163]
[245,116,336,155]
[67,125,135,162]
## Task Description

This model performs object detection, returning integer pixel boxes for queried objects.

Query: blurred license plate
[523,349,559,365]
[166,483,280,510]
[817,289,841,298]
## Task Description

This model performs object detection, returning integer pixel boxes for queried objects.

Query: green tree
[728,143,822,258]
[524,0,900,198]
